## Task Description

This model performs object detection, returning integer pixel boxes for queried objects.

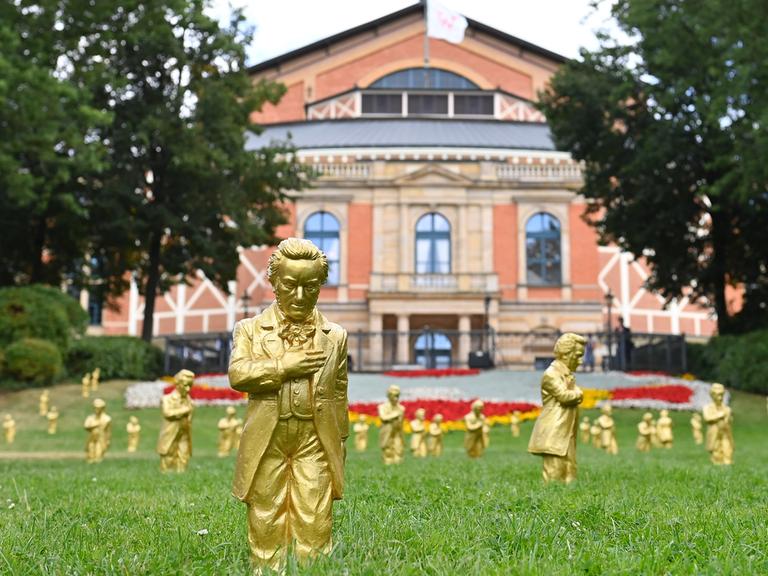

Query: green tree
[539,0,768,334]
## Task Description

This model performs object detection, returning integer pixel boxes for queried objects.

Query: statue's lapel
[259,303,285,359]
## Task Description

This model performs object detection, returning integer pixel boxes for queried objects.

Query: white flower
[196,529,209,536]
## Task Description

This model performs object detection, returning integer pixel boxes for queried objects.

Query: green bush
[66,336,162,380]
[2,338,63,386]
[687,329,768,394]
[0,285,87,352]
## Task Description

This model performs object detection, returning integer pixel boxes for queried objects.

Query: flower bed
[383,368,481,378]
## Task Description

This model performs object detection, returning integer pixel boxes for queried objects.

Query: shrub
[67,336,162,380]
[0,285,87,353]
[688,330,768,394]
[2,338,63,386]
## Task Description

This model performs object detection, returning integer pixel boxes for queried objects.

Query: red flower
[349,399,538,421]
[611,385,693,403]
[382,368,481,378]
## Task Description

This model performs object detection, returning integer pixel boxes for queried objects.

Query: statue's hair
[710,382,725,396]
[268,238,329,285]
[553,332,587,358]
[175,369,195,383]
[471,399,484,410]
[387,384,401,396]
[93,398,106,408]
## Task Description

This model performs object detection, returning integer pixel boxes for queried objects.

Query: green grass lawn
[1,381,767,575]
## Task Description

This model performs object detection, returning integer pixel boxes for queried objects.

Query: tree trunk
[141,230,162,342]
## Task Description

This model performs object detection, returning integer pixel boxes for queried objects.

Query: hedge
[66,336,162,381]
[687,329,768,394]
[3,338,63,387]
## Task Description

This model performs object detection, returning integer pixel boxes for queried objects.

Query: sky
[207,0,621,66]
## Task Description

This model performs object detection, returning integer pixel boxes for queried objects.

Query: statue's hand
[281,349,327,379]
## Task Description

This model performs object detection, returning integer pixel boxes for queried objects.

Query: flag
[426,1,468,44]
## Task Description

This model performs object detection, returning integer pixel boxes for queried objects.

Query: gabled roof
[248,3,568,75]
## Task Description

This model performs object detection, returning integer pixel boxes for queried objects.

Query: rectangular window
[408,94,448,115]
[361,93,402,115]
[453,94,494,116]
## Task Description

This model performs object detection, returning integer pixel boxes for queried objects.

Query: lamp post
[240,290,251,320]
[483,295,491,352]
[605,290,614,371]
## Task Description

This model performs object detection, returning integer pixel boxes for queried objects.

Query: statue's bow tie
[279,322,316,346]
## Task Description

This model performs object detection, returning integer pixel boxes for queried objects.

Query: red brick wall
[569,204,601,301]
[251,81,305,125]
[347,203,373,300]
[493,204,517,300]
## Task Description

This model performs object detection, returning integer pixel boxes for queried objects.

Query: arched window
[526,212,562,285]
[414,331,453,369]
[415,213,451,274]
[369,68,478,90]
[304,211,340,285]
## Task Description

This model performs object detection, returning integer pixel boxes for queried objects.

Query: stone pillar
[458,315,471,367]
[396,314,410,365]
[368,314,384,370]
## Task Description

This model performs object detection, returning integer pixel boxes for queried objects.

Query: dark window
[454,94,494,115]
[526,212,562,285]
[370,68,478,90]
[414,331,453,369]
[408,94,448,115]
[361,93,402,115]
[304,211,340,285]
[415,212,451,274]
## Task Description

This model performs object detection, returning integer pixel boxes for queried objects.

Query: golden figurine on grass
[579,416,591,444]
[157,369,195,472]
[597,403,618,455]
[428,414,444,456]
[590,419,601,448]
[464,400,487,458]
[3,414,16,444]
[510,410,521,438]
[353,414,369,452]
[39,390,49,416]
[410,408,428,458]
[47,406,59,435]
[126,416,141,452]
[228,238,349,570]
[81,373,91,398]
[690,412,703,445]
[84,399,111,463]
[703,383,734,465]
[528,333,585,483]
[217,406,241,457]
[656,409,674,448]
[90,367,101,391]
[378,384,405,465]
[636,412,653,452]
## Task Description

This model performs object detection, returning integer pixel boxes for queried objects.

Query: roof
[245,119,555,151]
[248,3,568,75]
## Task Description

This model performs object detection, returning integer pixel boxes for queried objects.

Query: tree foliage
[539,0,768,334]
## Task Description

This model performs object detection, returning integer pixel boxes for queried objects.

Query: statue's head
[643,412,653,421]
[415,408,426,420]
[601,403,612,415]
[583,416,590,423]
[174,369,195,397]
[3,414,10,422]
[387,384,400,403]
[226,406,237,417]
[433,414,443,423]
[129,416,138,424]
[710,383,725,404]
[93,398,106,414]
[472,399,484,414]
[553,333,587,371]
[268,238,328,323]
[660,409,669,417]
[358,414,367,423]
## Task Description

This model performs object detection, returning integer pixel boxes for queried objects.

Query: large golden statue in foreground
[84,399,112,463]
[528,333,585,483]
[464,400,487,458]
[228,238,349,571]
[703,383,734,465]
[157,369,195,472]
[378,384,405,464]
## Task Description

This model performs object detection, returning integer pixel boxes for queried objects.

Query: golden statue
[649,416,661,448]
[636,412,653,452]
[81,373,91,398]
[227,238,349,570]
[3,414,15,444]
[528,333,585,483]
[84,398,112,463]
[91,367,101,391]
[690,412,703,445]
[703,383,734,465]
[597,403,618,455]
[427,414,444,457]
[590,419,601,448]
[410,408,428,458]
[39,390,49,416]
[352,414,369,452]
[47,406,59,435]
[510,410,521,438]
[482,418,491,448]
[126,416,141,453]
[378,384,405,465]
[464,400,487,458]
[656,409,674,449]
[157,369,195,472]
[217,406,241,457]
[579,416,591,444]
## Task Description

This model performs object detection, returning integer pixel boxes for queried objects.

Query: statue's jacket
[528,359,582,457]
[228,302,349,502]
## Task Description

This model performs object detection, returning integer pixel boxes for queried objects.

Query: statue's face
[711,389,724,405]
[273,258,323,323]
[473,404,483,415]
[177,376,193,397]
[565,344,585,371]
[388,390,400,404]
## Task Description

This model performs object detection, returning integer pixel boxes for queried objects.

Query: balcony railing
[311,163,370,179]
[369,273,499,293]
[496,163,582,182]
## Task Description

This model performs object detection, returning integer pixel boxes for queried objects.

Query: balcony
[369,273,498,294]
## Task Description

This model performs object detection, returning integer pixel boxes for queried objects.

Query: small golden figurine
[84,398,112,463]
[636,412,653,452]
[703,383,734,465]
[597,403,618,455]
[157,369,195,472]
[39,390,49,416]
[126,416,141,452]
[464,400,487,458]
[410,408,428,458]
[47,406,59,435]
[378,384,405,465]
[90,367,101,391]
[579,416,591,444]
[3,414,16,444]
[656,409,673,449]
[81,373,91,398]
[217,406,240,457]
[528,333,585,483]
[427,414,444,456]
[510,410,521,438]
[690,412,703,445]
[353,414,370,452]
[482,418,491,449]
[227,238,349,570]
[649,416,662,448]
[590,419,601,448]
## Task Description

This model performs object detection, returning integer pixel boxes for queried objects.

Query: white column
[368,314,384,369]
[396,314,410,364]
[399,203,409,272]
[458,314,471,367]
[175,284,186,334]
[128,276,139,336]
